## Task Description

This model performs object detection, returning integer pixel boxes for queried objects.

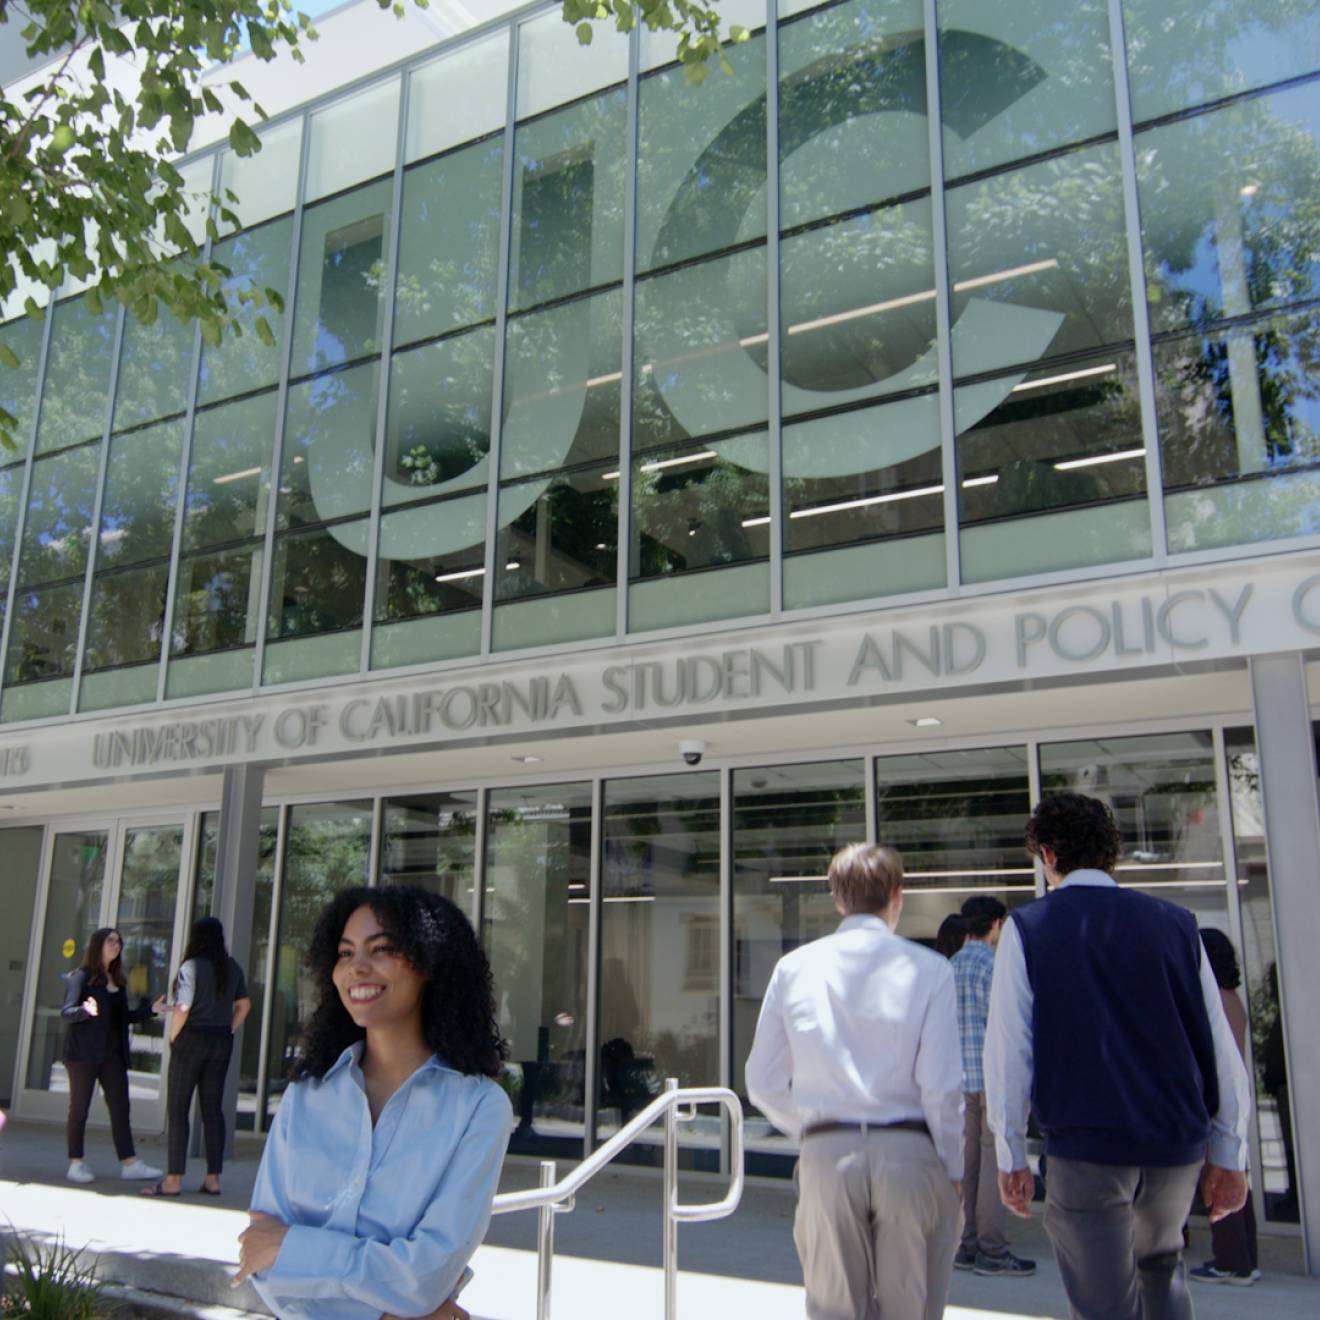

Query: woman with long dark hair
[61,926,163,1184]
[142,916,251,1198]
[236,886,511,1320]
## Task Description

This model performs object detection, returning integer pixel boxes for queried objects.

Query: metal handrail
[490,1079,745,1320]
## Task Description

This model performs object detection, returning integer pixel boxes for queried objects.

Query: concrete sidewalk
[3,1117,1314,1319]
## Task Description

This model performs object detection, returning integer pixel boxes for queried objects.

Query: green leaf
[254,315,276,348]
[228,118,262,156]
[576,21,594,45]
[0,342,19,370]
[50,123,75,154]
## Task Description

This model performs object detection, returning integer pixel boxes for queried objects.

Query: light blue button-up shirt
[250,1043,512,1320]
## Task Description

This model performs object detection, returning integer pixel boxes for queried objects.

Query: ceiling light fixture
[790,484,944,519]
[909,716,943,727]
[741,514,772,528]
[640,450,717,474]
[1012,363,1117,393]
[433,566,486,583]
[1240,183,1259,198]
[505,560,521,570]
[212,466,262,485]
[1054,446,1146,472]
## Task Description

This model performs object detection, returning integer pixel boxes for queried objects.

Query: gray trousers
[794,1128,960,1320]
[1044,1156,1201,1320]
[960,1092,1008,1258]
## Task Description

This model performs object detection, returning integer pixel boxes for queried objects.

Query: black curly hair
[1199,927,1242,991]
[291,885,506,1082]
[1025,791,1122,876]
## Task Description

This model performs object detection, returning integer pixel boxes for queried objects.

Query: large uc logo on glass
[309,17,1075,554]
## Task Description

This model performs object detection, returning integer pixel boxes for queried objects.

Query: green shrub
[2,1232,107,1319]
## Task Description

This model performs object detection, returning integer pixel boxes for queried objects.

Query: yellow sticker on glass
[62,938,76,959]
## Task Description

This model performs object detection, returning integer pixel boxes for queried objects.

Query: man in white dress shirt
[984,792,1251,1320]
[745,842,964,1320]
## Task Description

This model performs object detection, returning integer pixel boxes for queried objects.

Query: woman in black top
[142,917,251,1197]
[61,927,163,1184]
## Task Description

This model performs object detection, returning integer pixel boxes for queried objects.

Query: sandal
[197,1183,222,1196]
[140,1181,181,1197]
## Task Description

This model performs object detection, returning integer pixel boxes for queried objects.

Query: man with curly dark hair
[235,886,510,1320]
[984,793,1252,1320]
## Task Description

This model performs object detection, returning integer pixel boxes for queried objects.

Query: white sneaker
[66,1160,95,1184]
[119,1158,163,1180]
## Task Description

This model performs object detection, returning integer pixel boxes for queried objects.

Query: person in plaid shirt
[952,896,1035,1278]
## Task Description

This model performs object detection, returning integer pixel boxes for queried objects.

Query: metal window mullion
[156,154,222,705]
[472,785,490,930]
[718,763,732,1178]
[359,76,412,677]
[921,0,961,592]
[480,32,522,657]
[584,775,603,1153]
[864,753,878,845]
[253,116,313,691]
[0,306,55,698]
[1026,737,1045,895]
[1106,0,1167,562]
[766,0,784,616]
[69,305,127,713]
[615,26,640,639]
[254,801,288,1135]
[368,794,385,885]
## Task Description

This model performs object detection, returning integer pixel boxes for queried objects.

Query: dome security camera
[679,739,707,766]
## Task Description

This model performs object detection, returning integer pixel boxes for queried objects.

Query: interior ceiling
[0,663,1266,823]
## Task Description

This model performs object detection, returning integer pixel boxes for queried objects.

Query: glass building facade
[2,0,1319,1262]
[0,0,1317,716]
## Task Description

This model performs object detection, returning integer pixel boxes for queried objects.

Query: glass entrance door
[16,817,192,1127]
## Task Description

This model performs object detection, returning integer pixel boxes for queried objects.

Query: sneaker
[974,1251,1037,1277]
[119,1158,163,1180]
[953,1249,977,1271]
[66,1160,95,1184]
[1189,1264,1259,1286]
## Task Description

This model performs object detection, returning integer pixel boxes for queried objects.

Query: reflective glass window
[385,329,493,506]
[1138,82,1320,335]
[597,772,722,1169]
[516,7,629,119]
[938,0,1115,181]
[395,138,505,346]
[267,521,368,644]
[5,580,84,682]
[17,443,100,587]
[956,352,1148,580]
[82,562,170,671]
[0,464,25,602]
[279,363,379,528]
[304,80,399,202]
[1039,732,1223,886]
[198,219,293,405]
[291,180,393,375]
[501,289,621,480]
[1122,0,1320,121]
[1157,312,1320,552]
[0,314,45,454]
[218,118,302,231]
[183,391,279,552]
[634,247,769,450]
[1225,727,1300,1224]
[780,200,936,415]
[631,432,770,581]
[485,781,592,1158]
[509,88,627,311]
[778,0,928,229]
[35,295,117,453]
[495,464,617,603]
[380,792,479,904]
[96,419,183,569]
[406,29,509,163]
[112,296,194,430]
[636,32,767,273]
[171,544,264,659]
[266,801,372,1121]
[732,760,867,1174]
[945,143,1130,380]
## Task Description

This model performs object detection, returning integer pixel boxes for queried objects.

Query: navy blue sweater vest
[1012,884,1217,1168]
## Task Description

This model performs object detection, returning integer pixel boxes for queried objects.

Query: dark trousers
[1209,1188,1257,1273]
[167,1029,233,1176]
[66,1052,135,1161]
[1044,1156,1201,1320]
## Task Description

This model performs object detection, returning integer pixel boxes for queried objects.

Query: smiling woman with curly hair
[237,886,511,1320]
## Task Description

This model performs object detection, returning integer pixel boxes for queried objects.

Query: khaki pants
[794,1128,961,1320]
[960,1091,1008,1258]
